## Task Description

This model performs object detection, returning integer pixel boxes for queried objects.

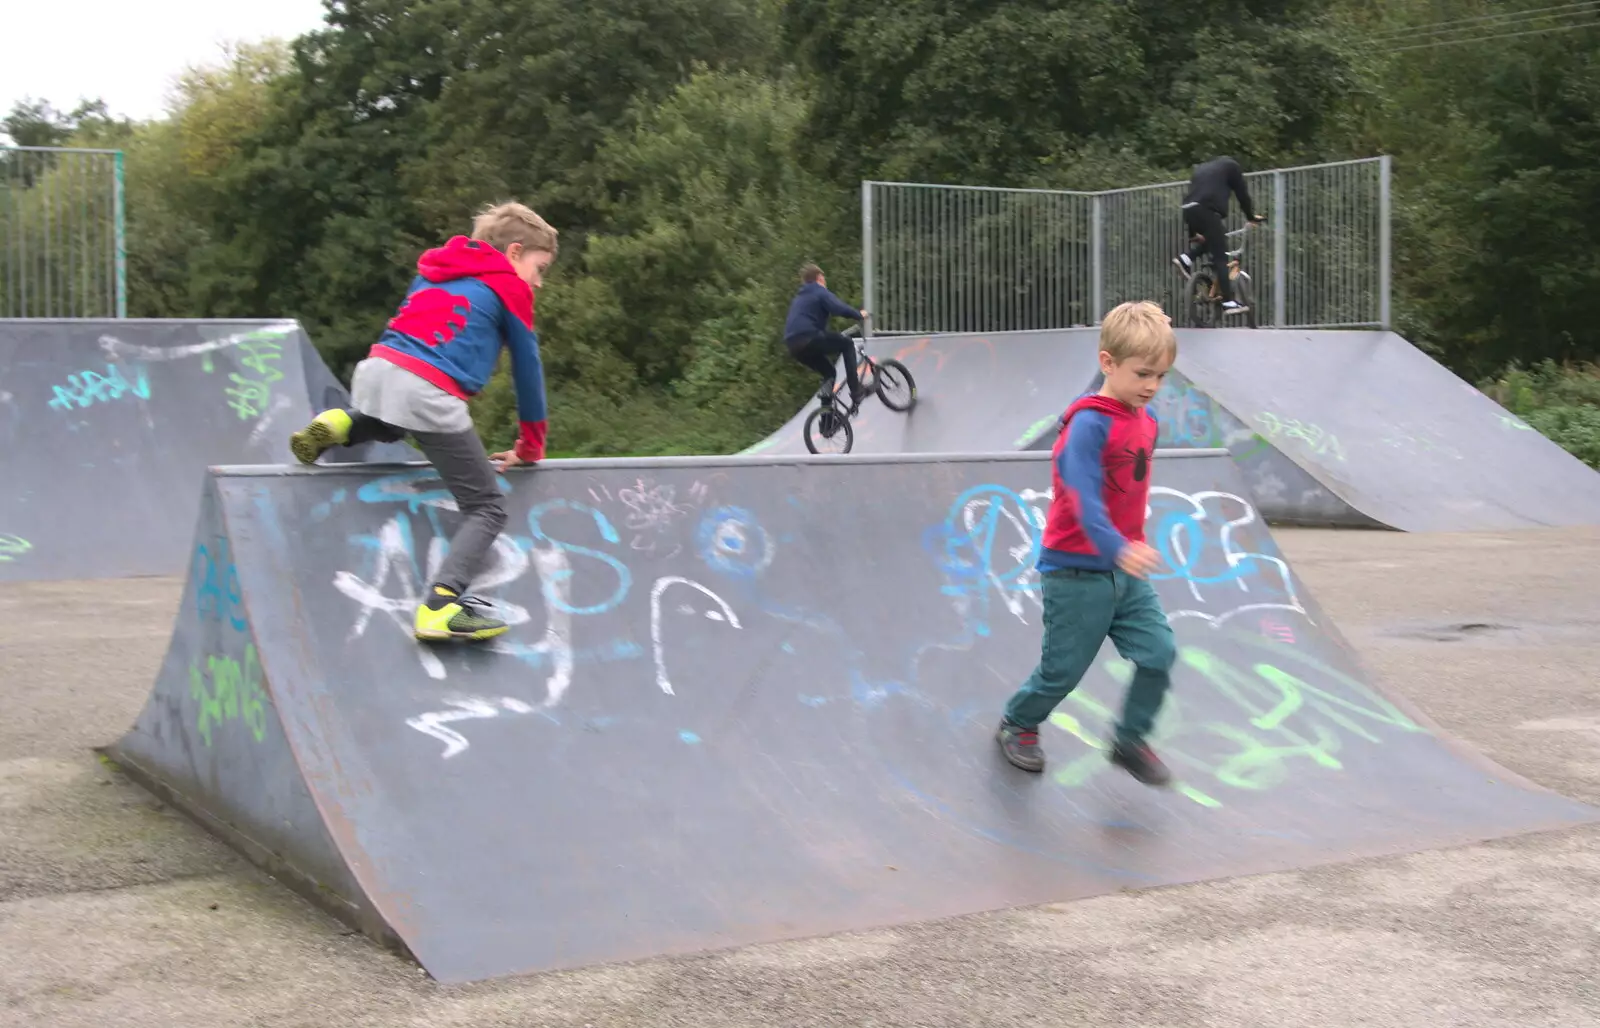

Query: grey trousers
[346,411,508,595]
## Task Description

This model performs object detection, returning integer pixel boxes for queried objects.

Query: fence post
[114,150,127,319]
[1090,194,1104,324]
[1272,170,1286,328]
[1377,154,1391,330]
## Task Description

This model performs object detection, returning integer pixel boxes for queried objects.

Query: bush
[1480,359,1600,469]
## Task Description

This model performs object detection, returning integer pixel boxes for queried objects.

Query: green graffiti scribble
[1255,411,1348,462]
[1049,711,1107,749]
[1038,642,1425,809]
[1234,433,1273,461]
[0,535,31,562]
[1101,657,1134,685]
[1379,431,1462,460]
[226,338,285,420]
[190,644,268,746]
[1498,414,1534,432]
[1015,413,1061,447]
[1207,722,1343,790]
[1178,784,1223,807]
[201,354,215,374]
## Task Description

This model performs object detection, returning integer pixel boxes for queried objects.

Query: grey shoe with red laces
[996,718,1045,772]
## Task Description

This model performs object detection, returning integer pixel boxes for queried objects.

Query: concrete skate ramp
[0,319,412,582]
[1168,329,1600,532]
[744,329,1103,455]
[105,451,1599,984]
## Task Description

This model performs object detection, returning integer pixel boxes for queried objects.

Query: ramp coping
[206,448,1229,476]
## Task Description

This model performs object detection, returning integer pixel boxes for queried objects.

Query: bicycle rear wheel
[803,404,854,454]
[872,358,917,412]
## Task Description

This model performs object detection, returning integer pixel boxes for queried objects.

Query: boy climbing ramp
[996,300,1179,787]
[289,201,557,643]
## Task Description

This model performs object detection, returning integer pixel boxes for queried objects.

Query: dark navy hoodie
[783,281,863,342]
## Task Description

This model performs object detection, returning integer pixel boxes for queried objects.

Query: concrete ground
[4,526,1600,1028]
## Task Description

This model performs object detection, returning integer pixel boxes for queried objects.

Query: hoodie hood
[417,235,535,328]
[1057,392,1137,434]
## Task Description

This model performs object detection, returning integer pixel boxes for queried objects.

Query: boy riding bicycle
[1172,156,1266,316]
[783,264,871,405]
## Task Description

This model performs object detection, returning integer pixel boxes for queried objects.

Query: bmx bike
[1178,222,1260,329]
[803,325,917,454]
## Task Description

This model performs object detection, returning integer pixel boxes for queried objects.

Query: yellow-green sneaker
[289,409,354,465]
[414,586,509,642]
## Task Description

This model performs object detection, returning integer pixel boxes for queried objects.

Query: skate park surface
[7,515,1600,1026]
[8,317,1600,1024]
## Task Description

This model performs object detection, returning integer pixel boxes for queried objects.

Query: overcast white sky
[3,0,330,126]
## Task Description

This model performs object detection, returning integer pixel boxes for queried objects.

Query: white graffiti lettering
[650,576,741,696]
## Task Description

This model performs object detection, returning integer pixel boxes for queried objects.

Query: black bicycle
[1178,222,1260,329]
[803,325,917,454]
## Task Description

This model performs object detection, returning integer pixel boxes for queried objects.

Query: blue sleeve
[501,304,550,460]
[822,288,862,321]
[1058,412,1127,559]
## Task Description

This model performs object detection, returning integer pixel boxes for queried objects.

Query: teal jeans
[1002,567,1176,744]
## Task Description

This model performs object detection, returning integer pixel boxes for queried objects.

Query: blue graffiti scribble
[1149,378,1219,448]
[48,363,150,412]
[357,469,512,513]
[921,484,1045,640]
[527,499,632,615]
[500,638,645,671]
[1146,491,1294,605]
[679,730,702,744]
[925,485,1042,591]
[697,506,774,580]
[850,670,911,711]
[194,538,246,632]
[309,488,348,523]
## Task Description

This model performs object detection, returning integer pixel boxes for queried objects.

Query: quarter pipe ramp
[1166,329,1600,531]
[106,450,1599,983]
[743,329,1104,455]
[745,326,1600,532]
[0,319,412,582]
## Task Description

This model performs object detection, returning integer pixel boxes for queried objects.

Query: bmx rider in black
[783,263,870,404]
[1173,156,1266,316]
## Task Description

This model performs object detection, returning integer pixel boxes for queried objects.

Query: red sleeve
[514,419,547,462]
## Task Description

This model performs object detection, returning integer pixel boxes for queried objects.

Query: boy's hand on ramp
[490,449,530,472]
[1116,541,1161,579]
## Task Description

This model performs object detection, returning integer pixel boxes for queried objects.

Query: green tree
[781,0,1359,187]
[1359,0,1600,377]
[473,67,847,455]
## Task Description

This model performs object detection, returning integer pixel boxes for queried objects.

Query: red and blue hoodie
[1038,394,1159,572]
[369,236,549,461]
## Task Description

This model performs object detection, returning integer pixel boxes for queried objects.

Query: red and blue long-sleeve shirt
[369,236,549,461]
[1038,394,1159,572]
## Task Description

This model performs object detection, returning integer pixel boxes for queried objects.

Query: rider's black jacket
[1182,156,1258,220]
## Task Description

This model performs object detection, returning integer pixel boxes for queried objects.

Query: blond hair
[1099,300,1176,365]
[471,201,559,257]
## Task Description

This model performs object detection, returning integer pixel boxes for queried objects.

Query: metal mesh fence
[0,146,125,318]
[862,156,1390,334]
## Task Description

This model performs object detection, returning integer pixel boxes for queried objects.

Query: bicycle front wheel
[803,404,854,454]
[872,359,917,412]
